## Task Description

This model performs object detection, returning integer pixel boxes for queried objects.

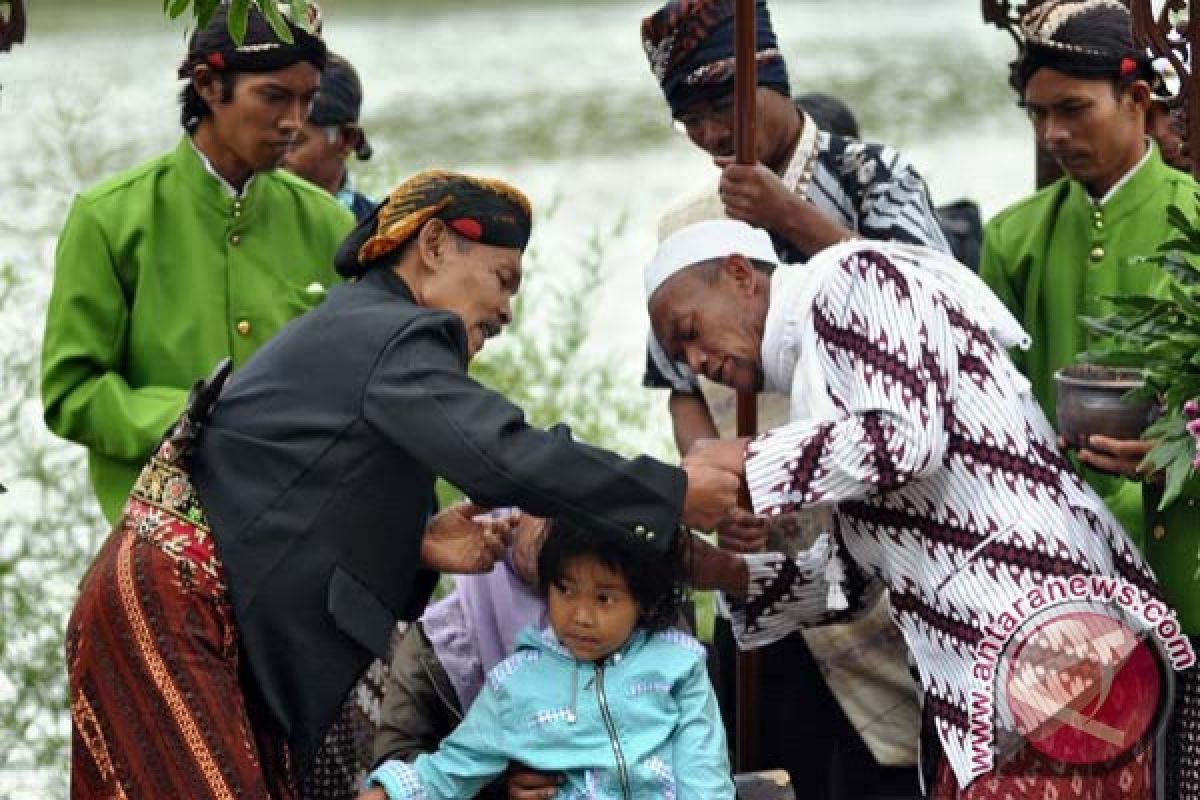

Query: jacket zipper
[595,664,631,800]
[420,654,463,723]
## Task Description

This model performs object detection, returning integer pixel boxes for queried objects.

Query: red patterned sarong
[67,454,295,799]
[932,744,1152,799]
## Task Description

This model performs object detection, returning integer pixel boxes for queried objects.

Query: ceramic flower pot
[1054,364,1158,449]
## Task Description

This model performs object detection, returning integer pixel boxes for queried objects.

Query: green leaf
[1143,412,1184,442]
[1080,314,1134,338]
[260,0,296,44]
[1099,293,1164,312]
[1080,347,1156,367]
[1171,282,1200,319]
[195,0,220,27]
[167,0,190,18]
[1167,204,1198,241]
[1166,379,1200,411]
[289,0,310,30]
[228,0,250,45]
[1123,383,1159,404]
[1158,444,1196,510]
[1160,251,1200,287]
[1157,237,1195,253]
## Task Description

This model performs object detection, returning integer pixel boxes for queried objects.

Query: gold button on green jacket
[41,136,354,523]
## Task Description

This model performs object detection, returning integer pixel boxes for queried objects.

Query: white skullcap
[644,219,779,300]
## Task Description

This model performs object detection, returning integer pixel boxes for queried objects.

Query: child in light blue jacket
[363,518,734,799]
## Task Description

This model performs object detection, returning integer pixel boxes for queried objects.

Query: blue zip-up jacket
[367,625,734,799]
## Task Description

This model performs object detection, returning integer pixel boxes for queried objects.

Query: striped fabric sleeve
[745,247,954,516]
[726,537,883,650]
[849,142,951,254]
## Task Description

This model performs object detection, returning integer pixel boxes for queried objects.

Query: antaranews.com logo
[969,574,1195,775]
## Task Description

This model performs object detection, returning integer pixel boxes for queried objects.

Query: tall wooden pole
[733,0,762,775]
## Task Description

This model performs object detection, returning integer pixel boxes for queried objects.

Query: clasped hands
[680,437,765,598]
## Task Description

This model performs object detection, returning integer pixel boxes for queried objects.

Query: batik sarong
[933,745,1152,799]
[67,449,295,799]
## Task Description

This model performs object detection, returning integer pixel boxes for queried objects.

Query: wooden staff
[732,0,762,775]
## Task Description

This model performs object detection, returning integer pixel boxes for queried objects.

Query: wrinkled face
[201,62,321,174]
[421,229,523,359]
[675,86,798,170]
[282,120,347,192]
[1023,68,1148,194]
[648,257,768,393]
[547,555,640,662]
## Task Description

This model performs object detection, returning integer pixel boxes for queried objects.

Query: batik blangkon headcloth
[1011,0,1158,94]
[334,170,533,278]
[641,0,790,118]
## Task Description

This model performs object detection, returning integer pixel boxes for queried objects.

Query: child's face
[547,555,640,662]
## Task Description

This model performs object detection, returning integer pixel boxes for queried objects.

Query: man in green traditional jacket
[981,10,1200,782]
[41,4,353,525]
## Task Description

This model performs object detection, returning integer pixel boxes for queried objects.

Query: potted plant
[1078,194,1200,510]
[1053,363,1159,450]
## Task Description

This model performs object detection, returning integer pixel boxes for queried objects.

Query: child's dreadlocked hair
[537,518,689,632]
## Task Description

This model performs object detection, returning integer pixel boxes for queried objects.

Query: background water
[0,1,1037,794]
[1,0,1035,420]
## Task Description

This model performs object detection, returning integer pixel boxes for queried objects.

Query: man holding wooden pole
[640,2,940,796]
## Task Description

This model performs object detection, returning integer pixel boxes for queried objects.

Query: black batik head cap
[334,169,534,278]
[178,1,327,81]
[308,52,372,161]
[1011,0,1159,94]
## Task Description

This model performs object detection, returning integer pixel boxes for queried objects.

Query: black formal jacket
[188,267,685,773]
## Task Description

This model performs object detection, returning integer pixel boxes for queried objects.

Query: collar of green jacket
[1064,141,1175,224]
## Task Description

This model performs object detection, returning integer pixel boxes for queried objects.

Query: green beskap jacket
[981,143,1200,631]
[41,136,354,522]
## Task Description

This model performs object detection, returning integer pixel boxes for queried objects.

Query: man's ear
[1126,80,1153,114]
[336,126,358,159]
[723,253,758,295]
[192,65,222,106]
[416,218,450,272]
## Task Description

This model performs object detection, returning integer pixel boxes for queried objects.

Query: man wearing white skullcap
[656,221,1184,795]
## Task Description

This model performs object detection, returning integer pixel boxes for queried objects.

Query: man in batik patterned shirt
[639,4,947,794]
[650,219,1186,797]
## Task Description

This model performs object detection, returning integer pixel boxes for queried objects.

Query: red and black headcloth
[334,169,534,278]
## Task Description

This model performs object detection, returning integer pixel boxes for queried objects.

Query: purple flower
[1185,399,1200,419]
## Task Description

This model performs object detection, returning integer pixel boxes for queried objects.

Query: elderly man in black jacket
[65,170,739,799]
